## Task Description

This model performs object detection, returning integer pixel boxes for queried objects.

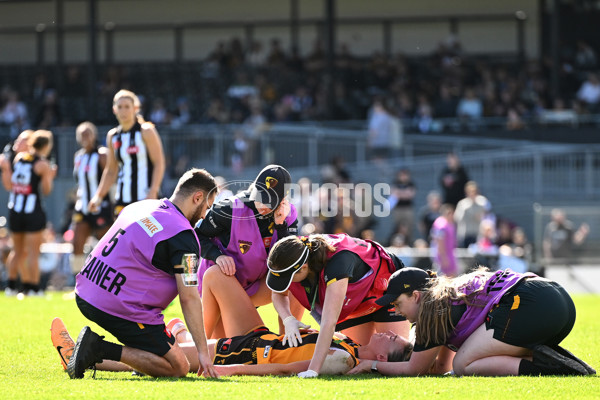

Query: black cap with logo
[249,164,291,209]
[375,267,431,306]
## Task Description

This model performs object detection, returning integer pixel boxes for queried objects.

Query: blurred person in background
[6,130,57,295]
[454,181,490,248]
[388,168,416,244]
[0,129,32,294]
[431,204,458,277]
[88,89,165,218]
[417,190,442,244]
[543,208,589,264]
[69,122,113,283]
[439,152,469,207]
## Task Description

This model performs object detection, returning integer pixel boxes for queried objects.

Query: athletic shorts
[76,295,175,356]
[72,206,113,230]
[335,305,406,331]
[213,326,359,366]
[9,209,46,232]
[485,278,576,348]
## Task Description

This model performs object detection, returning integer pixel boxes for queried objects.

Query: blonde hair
[113,89,141,108]
[75,121,98,144]
[113,89,147,125]
[415,266,494,347]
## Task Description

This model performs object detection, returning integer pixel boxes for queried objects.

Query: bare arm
[348,346,441,376]
[176,275,219,378]
[272,291,293,320]
[306,278,348,374]
[89,131,119,211]
[35,159,56,196]
[0,154,12,191]
[98,146,108,170]
[141,123,165,199]
[213,360,311,377]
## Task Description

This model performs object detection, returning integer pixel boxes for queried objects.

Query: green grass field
[1,292,599,400]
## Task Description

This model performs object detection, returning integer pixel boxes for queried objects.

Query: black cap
[375,267,430,306]
[266,246,309,293]
[249,164,291,209]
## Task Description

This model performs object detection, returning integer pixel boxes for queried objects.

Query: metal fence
[1,123,599,262]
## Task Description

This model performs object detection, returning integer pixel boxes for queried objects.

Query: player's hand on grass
[347,360,372,375]
[297,369,318,378]
[282,316,310,347]
[198,352,219,378]
[210,365,239,377]
[215,255,236,276]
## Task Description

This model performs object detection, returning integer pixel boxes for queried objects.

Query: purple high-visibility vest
[197,197,297,296]
[288,234,396,323]
[446,269,536,350]
[76,199,198,325]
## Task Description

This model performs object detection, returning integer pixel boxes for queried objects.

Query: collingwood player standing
[88,89,165,217]
[69,122,113,276]
[7,130,57,295]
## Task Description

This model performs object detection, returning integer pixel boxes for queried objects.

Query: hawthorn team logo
[265,176,278,189]
[239,240,252,254]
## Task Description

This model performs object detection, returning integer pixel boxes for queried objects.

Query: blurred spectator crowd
[2,35,600,138]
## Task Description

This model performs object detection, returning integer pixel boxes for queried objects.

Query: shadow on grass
[90,374,227,383]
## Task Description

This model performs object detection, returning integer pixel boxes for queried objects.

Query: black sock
[518,359,544,376]
[7,279,17,290]
[22,283,32,293]
[98,340,123,362]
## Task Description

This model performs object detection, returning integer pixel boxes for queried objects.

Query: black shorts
[76,295,175,356]
[335,305,407,331]
[9,209,46,232]
[485,278,576,348]
[72,206,113,230]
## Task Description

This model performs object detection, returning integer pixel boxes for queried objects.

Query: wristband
[273,221,288,230]
[371,361,379,373]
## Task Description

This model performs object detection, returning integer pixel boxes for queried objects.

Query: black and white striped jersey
[8,153,42,214]
[74,146,107,215]
[111,122,154,205]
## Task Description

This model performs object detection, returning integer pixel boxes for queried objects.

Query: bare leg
[452,323,531,376]
[10,233,26,287]
[72,221,91,257]
[179,340,218,372]
[95,359,132,372]
[202,266,265,338]
[119,343,190,378]
[24,230,44,290]
[248,278,273,307]
[5,250,16,280]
